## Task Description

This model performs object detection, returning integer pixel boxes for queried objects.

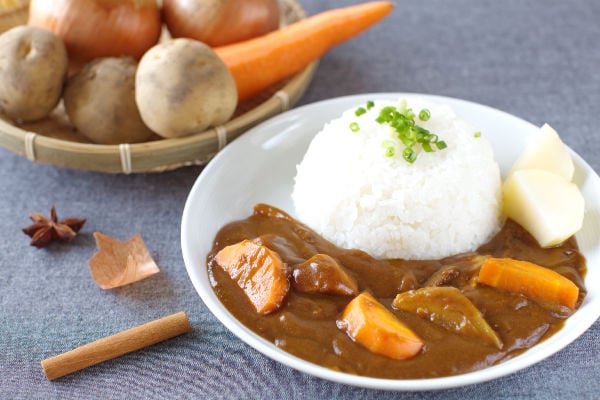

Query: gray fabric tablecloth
[1,1,599,398]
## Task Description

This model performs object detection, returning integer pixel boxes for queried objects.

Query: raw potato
[0,25,67,122]
[135,38,237,138]
[503,169,584,247]
[63,57,155,144]
[509,123,574,180]
[503,124,584,247]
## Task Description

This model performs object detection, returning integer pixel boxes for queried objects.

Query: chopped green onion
[381,140,396,157]
[474,131,481,138]
[392,119,408,133]
[436,141,448,150]
[398,99,408,114]
[376,106,396,123]
[357,99,448,163]
[418,109,431,121]
[402,147,417,163]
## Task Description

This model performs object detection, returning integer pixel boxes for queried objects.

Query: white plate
[181,93,600,391]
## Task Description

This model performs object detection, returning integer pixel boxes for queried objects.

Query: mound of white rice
[292,98,502,260]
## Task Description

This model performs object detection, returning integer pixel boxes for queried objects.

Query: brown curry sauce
[207,204,586,379]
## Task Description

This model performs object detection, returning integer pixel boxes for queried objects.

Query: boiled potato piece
[337,292,423,360]
[503,169,584,247]
[510,124,574,180]
[0,25,67,122]
[135,38,237,138]
[64,57,155,144]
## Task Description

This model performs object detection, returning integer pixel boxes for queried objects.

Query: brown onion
[163,0,280,47]
[28,0,161,70]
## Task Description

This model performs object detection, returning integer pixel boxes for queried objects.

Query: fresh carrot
[215,2,394,102]
[337,292,423,360]
[478,257,580,310]
[214,240,290,315]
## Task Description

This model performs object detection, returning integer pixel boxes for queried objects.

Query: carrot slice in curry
[337,292,423,360]
[214,240,290,315]
[479,257,580,310]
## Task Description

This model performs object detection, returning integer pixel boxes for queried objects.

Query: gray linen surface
[1,0,599,399]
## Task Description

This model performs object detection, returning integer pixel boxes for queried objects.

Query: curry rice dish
[207,99,586,379]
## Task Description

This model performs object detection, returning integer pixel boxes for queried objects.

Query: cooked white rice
[292,97,502,260]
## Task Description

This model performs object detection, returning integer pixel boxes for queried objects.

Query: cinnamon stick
[41,311,192,380]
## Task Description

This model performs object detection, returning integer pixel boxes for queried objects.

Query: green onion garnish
[381,140,396,157]
[355,107,366,117]
[349,122,360,132]
[368,100,447,163]
[366,100,375,110]
[474,131,481,138]
[403,147,417,163]
[398,99,409,114]
[422,142,433,152]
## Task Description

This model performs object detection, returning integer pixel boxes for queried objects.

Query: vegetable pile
[0,0,394,144]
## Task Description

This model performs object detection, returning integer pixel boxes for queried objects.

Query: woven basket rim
[0,0,317,173]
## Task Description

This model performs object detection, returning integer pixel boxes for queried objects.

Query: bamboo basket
[0,0,317,173]
[0,0,28,33]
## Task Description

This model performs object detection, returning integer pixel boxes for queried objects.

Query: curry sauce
[207,204,586,379]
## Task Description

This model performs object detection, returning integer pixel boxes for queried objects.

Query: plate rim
[181,92,600,391]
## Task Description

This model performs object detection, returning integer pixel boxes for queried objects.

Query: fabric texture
[1,1,599,398]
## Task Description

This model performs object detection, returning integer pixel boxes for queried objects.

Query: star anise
[22,206,86,248]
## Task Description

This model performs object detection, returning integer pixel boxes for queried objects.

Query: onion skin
[163,0,280,47]
[28,0,161,70]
